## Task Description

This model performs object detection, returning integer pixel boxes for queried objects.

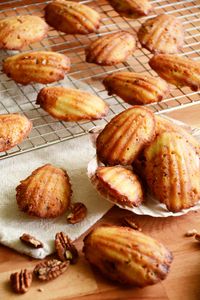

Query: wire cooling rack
[0,0,200,160]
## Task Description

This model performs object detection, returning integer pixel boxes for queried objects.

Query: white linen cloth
[0,134,112,259]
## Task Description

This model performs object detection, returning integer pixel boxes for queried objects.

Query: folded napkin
[0,134,112,259]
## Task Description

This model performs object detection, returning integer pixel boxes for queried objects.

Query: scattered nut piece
[184,229,197,237]
[121,215,142,231]
[37,288,44,292]
[67,202,87,224]
[10,269,32,294]
[195,233,200,242]
[20,233,43,249]
[34,259,69,281]
[55,232,79,264]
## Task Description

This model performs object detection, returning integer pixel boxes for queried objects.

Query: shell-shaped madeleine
[149,54,200,91]
[0,15,48,50]
[0,114,32,152]
[85,31,136,66]
[96,106,156,166]
[103,72,169,105]
[108,0,152,18]
[138,14,184,54]
[83,225,173,286]
[36,87,109,121]
[16,164,72,218]
[144,132,200,212]
[155,115,200,156]
[3,51,70,85]
[91,166,143,208]
[45,1,100,34]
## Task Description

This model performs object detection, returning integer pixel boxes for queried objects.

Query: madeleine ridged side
[96,106,155,165]
[83,226,173,286]
[155,115,200,156]
[149,54,200,91]
[138,14,184,54]
[91,166,144,208]
[36,87,109,121]
[16,164,72,218]
[3,51,70,85]
[103,72,169,105]
[108,0,152,18]
[86,31,136,66]
[45,1,100,34]
[0,114,32,152]
[144,132,200,212]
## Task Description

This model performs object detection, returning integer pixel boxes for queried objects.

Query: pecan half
[195,233,200,242]
[121,215,142,231]
[185,229,197,237]
[20,233,43,248]
[55,232,79,264]
[67,202,87,224]
[10,269,32,294]
[34,259,69,281]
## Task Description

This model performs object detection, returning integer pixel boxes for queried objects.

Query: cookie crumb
[37,288,44,292]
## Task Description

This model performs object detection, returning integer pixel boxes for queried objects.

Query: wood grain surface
[0,104,200,300]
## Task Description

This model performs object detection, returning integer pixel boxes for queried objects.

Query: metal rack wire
[0,0,199,160]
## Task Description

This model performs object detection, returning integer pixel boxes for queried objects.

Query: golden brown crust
[0,15,48,50]
[91,166,144,208]
[144,132,200,212]
[138,14,184,54]
[3,51,70,85]
[155,115,200,156]
[103,71,169,105]
[0,113,32,152]
[16,164,72,218]
[36,86,109,121]
[108,0,152,18]
[45,0,100,34]
[85,31,136,66]
[149,54,200,91]
[83,225,173,286]
[96,106,156,165]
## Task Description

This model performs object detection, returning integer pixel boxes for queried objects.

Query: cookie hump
[96,106,156,165]
[36,87,109,121]
[3,51,70,85]
[144,132,200,212]
[0,114,32,152]
[138,14,184,54]
[86,31,136,66]
[0,15,48,50]
[149,54,200,91]
[16,164,72,218]
[103,71,169,105]
[45,0,100,34]
[83,226,173,286]
[108,0,152,18]
[91,166,144,208]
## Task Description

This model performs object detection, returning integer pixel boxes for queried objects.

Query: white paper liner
[87,115,200,217]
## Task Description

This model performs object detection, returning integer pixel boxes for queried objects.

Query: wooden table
[0,104,200,300]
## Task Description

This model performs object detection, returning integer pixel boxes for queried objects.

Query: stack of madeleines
[91,106,200,213]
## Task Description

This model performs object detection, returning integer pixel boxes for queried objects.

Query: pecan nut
[55,232,79,264]
[34,259,69,281]
[67,202,87,224]
[121,215,142,231]
[10,269,32,294]
[20,233,43,248]
[185,229,197,237]
[195,233,200,242]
